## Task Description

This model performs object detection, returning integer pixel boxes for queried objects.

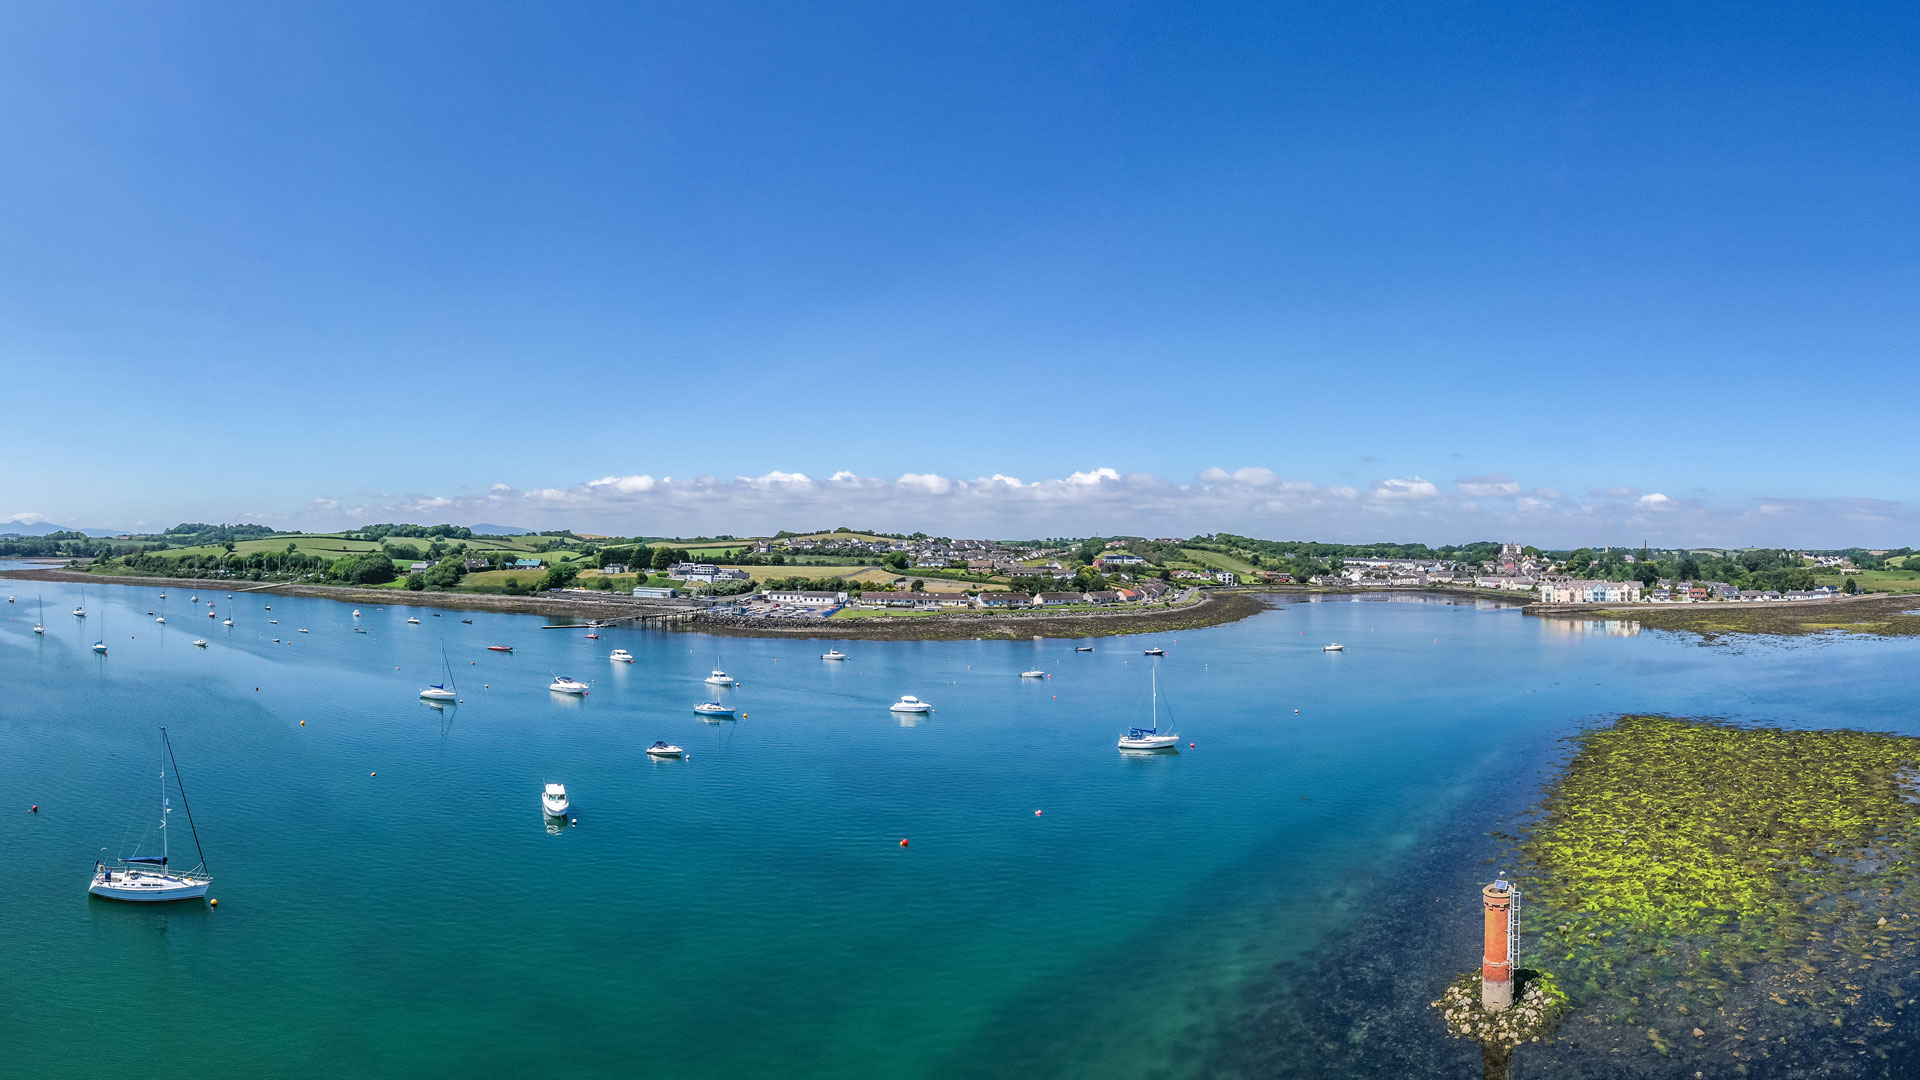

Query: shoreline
[1524,591,1920,640]
[2,565,1270,640]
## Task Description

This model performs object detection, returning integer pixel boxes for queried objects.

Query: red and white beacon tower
[1481,878,1518,1011]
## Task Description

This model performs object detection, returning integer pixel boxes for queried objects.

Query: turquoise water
[4,576,1918,1078]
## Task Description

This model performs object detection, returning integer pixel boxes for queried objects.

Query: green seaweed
[1519,715,1920,1026]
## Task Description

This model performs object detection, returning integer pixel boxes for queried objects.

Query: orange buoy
[300,720,306,726]
[370,772,377,777]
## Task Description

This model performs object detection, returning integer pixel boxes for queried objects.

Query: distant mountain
[469,523,535,536]
[0,522,124,538]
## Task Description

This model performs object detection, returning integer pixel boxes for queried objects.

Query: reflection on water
[1540,617,1642,637]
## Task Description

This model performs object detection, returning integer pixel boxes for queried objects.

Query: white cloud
[239,467,1920,548]
[1375,477,1439,500]
[5,512,48,524]
[589,474,657,493]
[1455,473,1522,497]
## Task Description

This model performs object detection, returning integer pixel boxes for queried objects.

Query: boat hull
[89,872,210,902]
[420,688,457,700]
[1118,734,1181,750]
[890,704,932,713]
[543,801,571,818]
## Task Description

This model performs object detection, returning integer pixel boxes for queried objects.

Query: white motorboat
[1323,643,1345,652]
[890,695,932,713]
[73,607,86,618]
[192,639,208,648]
[1142,647,1164,656]
[89,728,212,903]
[550,677,590,695]
[353,609,361,617]
[646,741,685,758]
[542,783,571,818]
[705,669,736,686]
[354,627,367,633]
[1021,669,1047,678]
[1118,670,1180,750]
[693,701,735,717]
[421,644,459,701]
[821,649,848,661]
[297,628,308,634]
[609,649,635,663]
[1074,646,1094,652]
[406,617,420,625]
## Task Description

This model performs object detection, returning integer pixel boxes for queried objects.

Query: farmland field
[1175,547,1261,575]
[1812,569,1920,594]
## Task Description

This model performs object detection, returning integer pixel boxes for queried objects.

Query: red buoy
[899,838,908,847]
[30,805,38,813]
[1034,809,1042,816]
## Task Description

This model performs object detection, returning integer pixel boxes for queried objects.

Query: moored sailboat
[89,728,212,902]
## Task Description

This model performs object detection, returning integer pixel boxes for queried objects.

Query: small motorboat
[542,783,571,818]
[264,606,271,610]
[1143,647,1165,656]
[646,741,685,758]
[406,617,420,625]
[821,649,848,661]
[298,628,309,634]
[890,695,932,713]
[609,649,634,663]
[1074,646,1094,652]
[192,639,208,648]
[549,677,590,695]
[1323,643,1345,652]
[693,701,735,717]
[461,618,473,624]
[352,609,361,617]
[585,631,599,640]
[354,627,368,634]
[487,644,514,653]
[432,613,441,617]
[1021,669,1047,678]
[269,619,278,624]
[705,669,736,686]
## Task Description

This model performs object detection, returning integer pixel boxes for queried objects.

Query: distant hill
[0,522,124,538]
[469,523,535,535]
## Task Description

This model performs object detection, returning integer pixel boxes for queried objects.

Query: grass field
[1176,547,1261,576]
[1812,569,1920,594]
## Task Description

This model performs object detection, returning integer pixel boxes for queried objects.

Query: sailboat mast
[159,740,170,865]
[161,727,208,873]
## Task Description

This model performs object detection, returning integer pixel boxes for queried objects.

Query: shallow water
[4,576,1918,1078]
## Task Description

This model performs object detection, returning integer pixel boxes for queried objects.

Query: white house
[764,589,847,606]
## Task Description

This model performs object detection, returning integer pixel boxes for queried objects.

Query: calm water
[4,573,1918,1078]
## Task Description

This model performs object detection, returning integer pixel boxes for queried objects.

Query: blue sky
[3,3,1916,545]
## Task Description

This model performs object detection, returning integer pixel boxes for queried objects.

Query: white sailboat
[421,643,458,701]
[91,606,107,654]
[33,595,45,635]
[89,728,212,902]
[1117,669,1181,751]
[693,701,735,717]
